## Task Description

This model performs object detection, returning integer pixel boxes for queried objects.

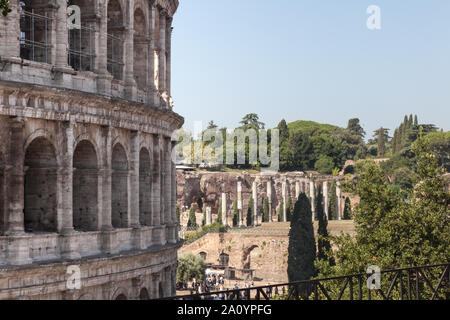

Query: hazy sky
[171,0,450,137]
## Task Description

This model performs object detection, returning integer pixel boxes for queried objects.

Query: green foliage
[247,195,253,226]
[287,194,317,297]
[316,138,450,296]
[315,156,335,174]
[0,0,10,16]
[421,131,450,171]
[187,205,198,229]
[232,200,238,227]
[277,200,284,222]
[316,189,334,265]
[262,197,269,222]
[328,181,337,220]
[286,197,293,222]
[176,254,206,284]
[176,205,180,223]
[343,197,351,220]
[184,222,228,245]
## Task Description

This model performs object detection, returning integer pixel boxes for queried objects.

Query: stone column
[165,138,172,225]
[129,131,140,228]
[171,141,177,240]
[158,10,167,95]
[0,0,20,58]
[282,181,287,222]
[5,117,25,235]
[101,126,113,231]
[97,1,112,95]
[59,121,75,234]
[221,193,227,226]
[124,0,136,100]
[237,180,243,227]
[323,181,329,220]
[55,0,69,68]
[151,135,161,227]
[336,183,342,221]
[252,181,258,226]
[148,4,157,102]
[295,181,301,199]
[310,181,316,221]
[166,17,172,97]
[267,180,272,222]
[206,207,212,225]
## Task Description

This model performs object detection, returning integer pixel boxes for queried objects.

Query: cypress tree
[343,197,352,220]
[408,114,413,127]
[202,208,206,227]
[414,114,418,126]
[187,205,197,229]
[328,181,337,220]
[176,204,180,223]
[263,198,269,222]
[232,200,238,227]
[287,194,317,298]
[286,197,293,222]
[278,200,283,222]
[217,199,223,225]
[247,195,253,227]
[377,127,385,157]
[316,189,334,265]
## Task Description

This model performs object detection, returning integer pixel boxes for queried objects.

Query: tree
[187,205,197,229]
[343,197,352,220]
[287,194,316,297]
[262,198,269,222]
[278,200,284,222]
[207,120,218,129]
[217,199,223,225]
[328,181,337,220]
[246,195,253,227]
[176,254,206,285]
[176,205,180,223]
[202,208,206,227]
[347,118,366,138]
[377,127,386,157]
[240,113,265,130]
[315,156,335,174]
[277,119,290,143]
[316,189,334,265]
[0,0,10,16]
[232,200,238,227]
[422,131,450,171]
[286,197,293,222]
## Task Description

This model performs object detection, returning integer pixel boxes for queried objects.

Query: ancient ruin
[0,0,182,300]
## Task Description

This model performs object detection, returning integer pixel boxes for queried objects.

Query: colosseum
[0,0,182,300]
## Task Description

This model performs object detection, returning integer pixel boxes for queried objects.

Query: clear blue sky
[171,0,450,137]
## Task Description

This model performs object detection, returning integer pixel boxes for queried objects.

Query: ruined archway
[139,148,151,226]
[133,8,148,90]
[107,0,124,80]
[24,137,58,233]
[112,143,129,229]
[73,140,99,231]
[115,293,127,300]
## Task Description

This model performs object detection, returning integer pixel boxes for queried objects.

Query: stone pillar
[152,135,161,227]
[206,207,212,225]
[0,0,20,58]
[252,181,258,226]
[310,181,316,221]
[101,126,113,231]
[97,1,112,95]
[158,10,167,95]
[59,121,75,234]
[55,0,69,68]
[336,183,342,221]
[323,181,329,220]
[171,141,177,239]
[129,131,140,228]
[166,17,172,98]
[165,138,172,224]
[124,0,136,100]
[237,180,243,227]
[295,181,301,199]
[282,181,287,222]
[267,180,272,222]
[221,193,227,226]
[5,117,25,235]
[148,4,157,103]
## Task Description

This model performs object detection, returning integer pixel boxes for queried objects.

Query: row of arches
[20,135,162,233]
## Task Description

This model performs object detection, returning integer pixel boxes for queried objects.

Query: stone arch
[139,147,152,226]
[77,293,95,300]
[73,140,99,231]
[112,143,129,228]
[107,0,125,80]
[158,282,164,299]
[133,7,148,90]
[24,137,58,233]
[111,287,128,300]
[219,252,229,267]
[24,129,59,163]
[139,287,150,300]
[199,251,207,260]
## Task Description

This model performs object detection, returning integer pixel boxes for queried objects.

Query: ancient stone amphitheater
[0,0,182,300]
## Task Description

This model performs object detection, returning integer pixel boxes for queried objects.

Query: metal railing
[164,263,450,301]
[20,10,52,64]
[107,34,124,80]
[68,25,95,72]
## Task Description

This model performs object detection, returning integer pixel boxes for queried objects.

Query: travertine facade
[0,0,182,300]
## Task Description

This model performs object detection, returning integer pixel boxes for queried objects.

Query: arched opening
[199,252,207,260]
[0,151,5,235]
[107,0,125,80]
[24,137,58,233]
[19,0,52,63]
[115,294,127,300]
[139,148,151,226]
[73,140,99,231]
[133,8,148,90]
[67,0,96,71]
[158,282,164,299]
[139,288,150,300]
[112,144,128,229]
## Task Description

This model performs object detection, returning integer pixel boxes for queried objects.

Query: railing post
[349,277,353,301]
[416,269,420,300]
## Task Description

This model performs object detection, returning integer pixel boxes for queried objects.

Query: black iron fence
[165,263,450,301]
